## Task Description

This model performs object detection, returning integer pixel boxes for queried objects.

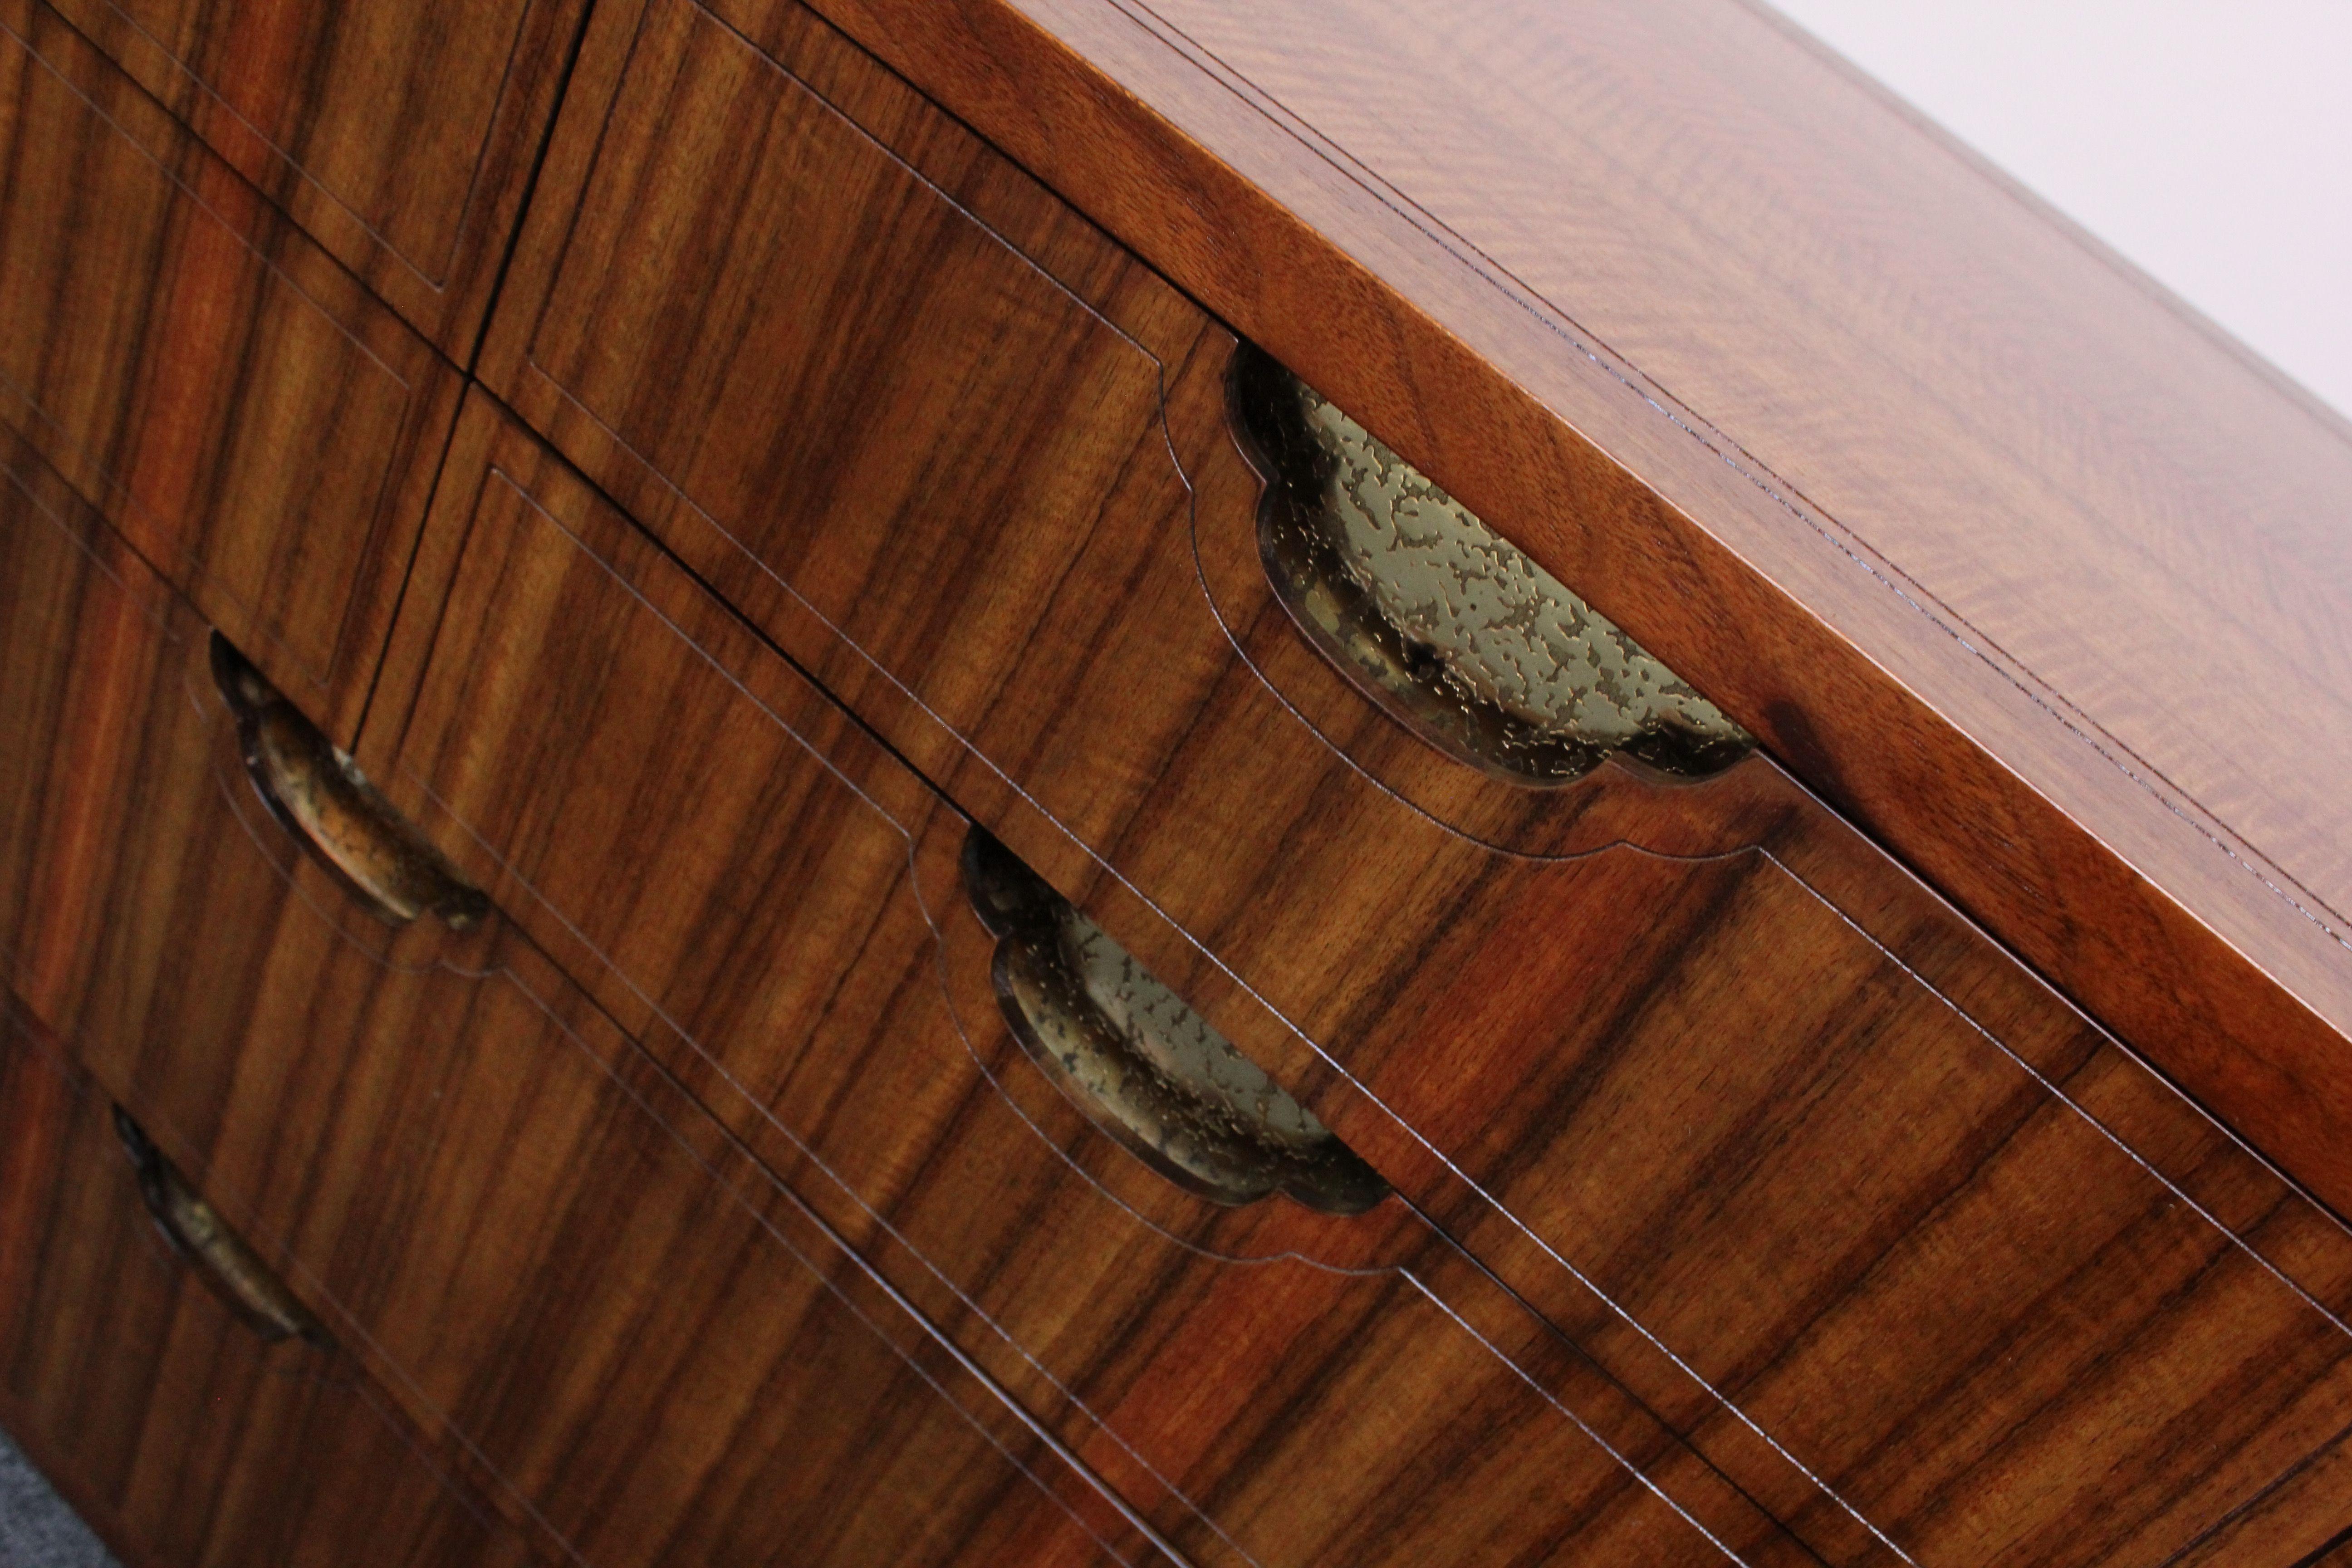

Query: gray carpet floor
[0,1429,116,1568]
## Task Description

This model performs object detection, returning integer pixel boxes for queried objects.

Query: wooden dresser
[5,0,2351,1563]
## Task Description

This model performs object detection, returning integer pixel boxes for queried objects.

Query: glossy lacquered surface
[0,2,459,741]
[14,0,2352,1561]
[0,421,231,1038]
[363,397,1814,1568]
[793,0,2352,1235]
[0,399,1147,1567]
[473,6,2352,1561]
[9,594,1153,1568]
[0,1007,530,1568]
[44,0,588,352]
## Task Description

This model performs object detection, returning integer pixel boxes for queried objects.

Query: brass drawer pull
[113,1107,328,1346]
[210,634,489,930]
[963,829,1388,1215]
[1230,343,1753,784]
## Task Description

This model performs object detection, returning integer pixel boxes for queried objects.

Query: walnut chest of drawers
[5,1,2352,1564]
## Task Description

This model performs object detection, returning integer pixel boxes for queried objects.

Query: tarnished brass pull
[210,635,488,930]
[964,829,1388,1215]
[1229,343,1753,785]
[113,1108,329,1346]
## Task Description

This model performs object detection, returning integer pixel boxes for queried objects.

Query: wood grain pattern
[942,376,2352,1567]
[364,393,1817,1568]
[20,0,2349,1559]
[469,11,2352,1559]
[0,0,460,741]
[15,621,1160,1568]
[753,0,2352,1236]
[477,0,1206,719]
[2164,1414,2352,1568]
[0,1002,531,1568]
[0,421,225,1041]
[484,0,1778,867]
[42,0,586,353]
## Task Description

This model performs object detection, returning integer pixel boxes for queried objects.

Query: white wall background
[1764,0,2352,421]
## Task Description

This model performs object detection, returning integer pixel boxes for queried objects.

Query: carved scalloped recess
[964,828,1390,1215]
[1231,343,1752,784]
[211,634,490,930]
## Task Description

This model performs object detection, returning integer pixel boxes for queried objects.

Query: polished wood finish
[25,614,1153,1568]
[44,0,588,353]
[2166,1416,2352,1568]
[781,0,2352,1229]
[473,9,2352,1559]
[15,0,2352,1559]
[478,0,1206,718]
[364,395,1816,1568]
[0,421,222,1038]
[0,1004,530,1568]
[0,0,461,741]
[1063,474,2352,1568]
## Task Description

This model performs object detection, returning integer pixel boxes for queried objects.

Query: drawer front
[479,6,2352,1563]
[0,428,223,1039]
[480,0,1774,872]
[1098,466,2352,1568]
[937,480,2352,1568]
[0,3,459,740]
[0,1005,529,1568]
[46,0,585,351]
[479,0,1223,777]
[11,617,1151,1566]
[359,397,1824,1568]
[479,2,2352,1563]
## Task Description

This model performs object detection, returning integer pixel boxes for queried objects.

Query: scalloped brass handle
[963,829,1388,1215]
[210,635,488,930]
[113,1108,328,1346]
